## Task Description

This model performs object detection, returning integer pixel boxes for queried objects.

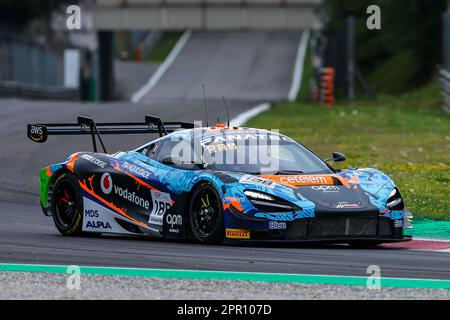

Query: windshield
[197,132,332,175]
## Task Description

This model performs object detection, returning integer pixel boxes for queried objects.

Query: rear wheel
[51,173,84,236]
[188,183,224,244]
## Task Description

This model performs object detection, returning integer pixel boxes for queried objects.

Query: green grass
[146,32,183,63]
[367,49,420,94]
[247,80,450,220]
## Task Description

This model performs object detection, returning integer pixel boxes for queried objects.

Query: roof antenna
[222,96,230,127]
[202,84,209,127]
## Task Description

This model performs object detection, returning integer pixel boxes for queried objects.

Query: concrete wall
[93,0,323,30]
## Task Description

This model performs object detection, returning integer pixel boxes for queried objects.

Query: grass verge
[247,80,450,220]
[146,32,183,63]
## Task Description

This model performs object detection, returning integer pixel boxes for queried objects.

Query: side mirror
[325,152,346,163]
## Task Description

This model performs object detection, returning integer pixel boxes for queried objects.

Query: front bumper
[228,212,411,243]
[224,235,412,244]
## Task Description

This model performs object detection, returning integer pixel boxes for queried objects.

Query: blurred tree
[326,0,446,92]
[0,0,76,28]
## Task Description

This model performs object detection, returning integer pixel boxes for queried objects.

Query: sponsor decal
[311,185,340,192]
[84,209,99,218]
[394,219,403,228]
[149,190,172,226]
[81,154,107,168]
[82,197,137,234]
[85,220,112,229]
[100,173,150,210]
[100,173,113,194]
[122,161,151,179]
[260,175,335,186]
[222,196,246,204]
[166,214,182,233]
[205,142,237,154]
[255,212,306,221]
[226,228,250,239]
[27,125,47,143]
[240,175,275,189]
[114,185,150,210]
[268,221,287,230]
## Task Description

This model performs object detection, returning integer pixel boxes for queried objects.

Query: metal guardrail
[0,81,79,101]
[440,69,450,114]
[0,40,63,87]
[0,28,81,100]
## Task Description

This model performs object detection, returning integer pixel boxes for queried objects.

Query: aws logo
[27,124,47,143]
[100,173,113,194]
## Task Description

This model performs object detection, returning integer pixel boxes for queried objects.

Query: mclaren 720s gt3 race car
[27,115,413,246]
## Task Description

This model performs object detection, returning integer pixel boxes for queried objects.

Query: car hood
[259,174,371,210]
[223,169,396,213]
[295,185,371,210]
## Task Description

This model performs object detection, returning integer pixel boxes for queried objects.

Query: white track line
[131,30,192,103]
[413,237,450,243]
[287,30,311,102]
[230,103,271,127]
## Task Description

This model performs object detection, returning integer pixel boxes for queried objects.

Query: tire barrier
[319,67,335,107]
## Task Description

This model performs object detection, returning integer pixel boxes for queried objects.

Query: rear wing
[27,115,194,153]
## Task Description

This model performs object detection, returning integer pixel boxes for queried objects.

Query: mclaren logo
[100,173,113,194]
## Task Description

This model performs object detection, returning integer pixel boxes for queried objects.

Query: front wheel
[51,172,84,236]
[188,183,224,244]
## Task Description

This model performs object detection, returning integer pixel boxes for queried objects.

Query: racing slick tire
[51,172,101,237]
[188,182,224,244]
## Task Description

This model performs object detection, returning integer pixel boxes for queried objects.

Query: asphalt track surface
[0,31,449,282]
[140,31,301,102]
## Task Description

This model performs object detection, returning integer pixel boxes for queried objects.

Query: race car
[27,115,413,246]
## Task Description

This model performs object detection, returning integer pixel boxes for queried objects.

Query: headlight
[389,188,397,198]
[244,190,299,212]
[387,187,404,210]
[244,190,275,201]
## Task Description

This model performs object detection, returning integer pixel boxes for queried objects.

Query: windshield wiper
[269,170,305,175]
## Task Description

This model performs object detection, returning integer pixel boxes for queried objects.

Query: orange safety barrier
[319,67,335,107]
[134,44,143,62]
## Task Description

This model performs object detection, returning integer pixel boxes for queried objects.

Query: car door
[132,132,195,237]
